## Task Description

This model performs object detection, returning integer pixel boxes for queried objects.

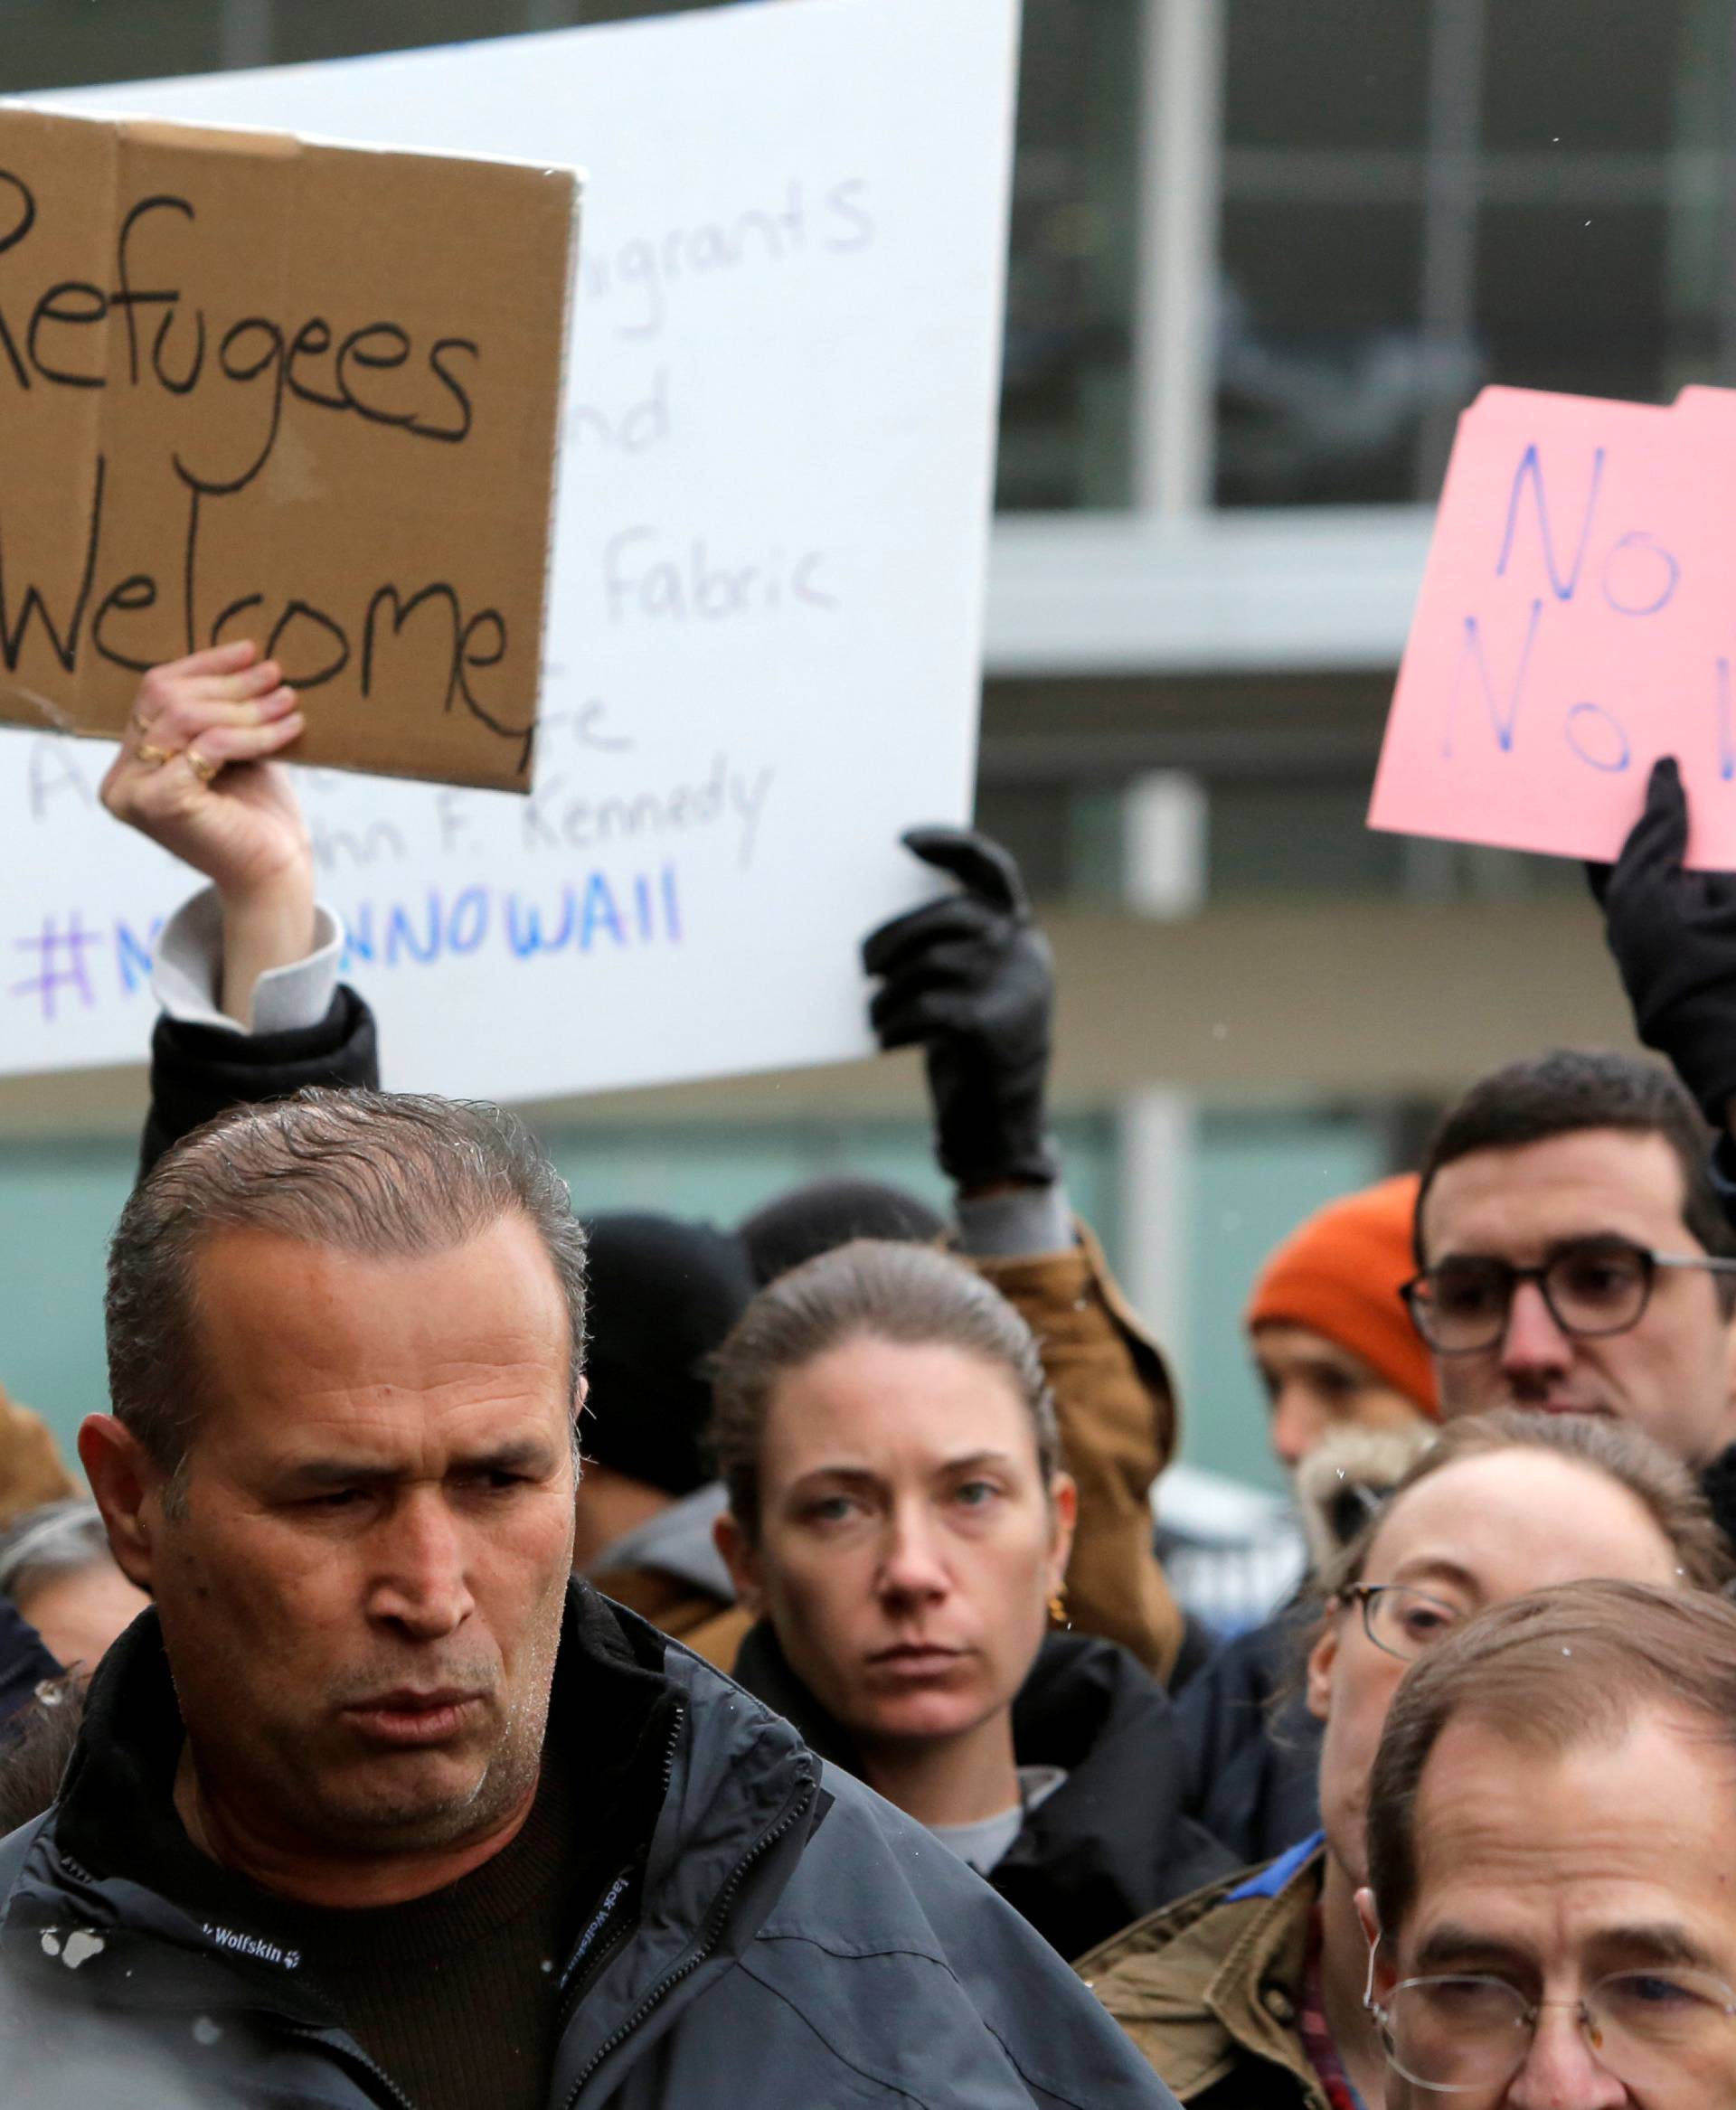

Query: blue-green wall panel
[1,1115,1115,1472]
[1179,1112,1388,1492]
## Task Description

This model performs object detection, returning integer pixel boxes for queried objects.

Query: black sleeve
[1172,1607,1323,1865]
[139,985,381,1177]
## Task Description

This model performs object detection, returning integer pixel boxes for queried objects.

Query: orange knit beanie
[1245,1173,1438,1416]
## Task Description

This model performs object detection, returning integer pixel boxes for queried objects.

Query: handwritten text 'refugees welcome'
[0,165,532,759]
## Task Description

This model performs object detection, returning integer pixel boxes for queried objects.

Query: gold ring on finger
[128,705,155,737]
[185,749,222,786]
[137,742,175,768]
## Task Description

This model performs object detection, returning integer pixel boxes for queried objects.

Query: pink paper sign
[1369,384,1736,868]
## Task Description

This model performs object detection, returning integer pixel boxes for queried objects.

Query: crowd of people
[5,644,1736,2106]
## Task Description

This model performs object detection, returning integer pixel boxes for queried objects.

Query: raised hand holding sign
[0,108,578,791]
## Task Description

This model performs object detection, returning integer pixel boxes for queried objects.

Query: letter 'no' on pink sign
[1368,383,1736,870]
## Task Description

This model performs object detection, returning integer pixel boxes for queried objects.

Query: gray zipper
[283,2021,421,2110]
[561,1766,817,2105]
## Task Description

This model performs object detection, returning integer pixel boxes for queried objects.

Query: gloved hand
[862,827,1060,1191]
[1589,756,1736,1129]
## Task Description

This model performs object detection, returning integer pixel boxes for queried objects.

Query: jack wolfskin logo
[203,1923,300,1970]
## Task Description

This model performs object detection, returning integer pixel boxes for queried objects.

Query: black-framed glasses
[1401,1237,1736,1355]
[1371,1968,1736,2095]
[1342,1583,1464,1663]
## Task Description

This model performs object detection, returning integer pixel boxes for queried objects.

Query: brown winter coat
[587,1562,751,1672]
[975,1220,1184,1679]
[1077,1840,1327,2109]
[0,1388,77,1529]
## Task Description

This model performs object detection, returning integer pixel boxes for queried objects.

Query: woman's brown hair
[706,1237,1061,1543]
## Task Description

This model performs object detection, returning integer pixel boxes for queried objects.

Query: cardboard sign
[0,0,1015,1100]
[1369,382,1736,868]
[0,107,579,790]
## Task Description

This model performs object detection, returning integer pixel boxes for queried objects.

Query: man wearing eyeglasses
[1361,1578,1736,2107]
[1409,750,1736,1521]
[1410,1046,1736,1483]
[1175,1044,1736,1875]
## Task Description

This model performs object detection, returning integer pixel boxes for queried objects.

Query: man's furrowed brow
[1411,1922,1531,1975]
[1411,1919,1727,1978]
[275,1457,401,1494]
[275,1437,559,1491]
[1591,1923,1726,1974]
[460,1437,563,1475]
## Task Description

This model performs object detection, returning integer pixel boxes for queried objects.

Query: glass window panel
[996,0,1141,511]
[1215,0,1734,508]
[1224,0,1429,152]
[973,784,1076,900]
[1216,200,1426,504]
[1475,201,1682,402]
[0,1140,135,1463]
[271,0,708,61]
[270,1,535,63]
[0,0,224,90]
[1207,780,1408,897]
[1482,0,1692,154]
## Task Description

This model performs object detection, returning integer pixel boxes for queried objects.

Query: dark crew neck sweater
[61,1601,674,2110]
[189,1694,667,2110]
[276,1741,581,2110]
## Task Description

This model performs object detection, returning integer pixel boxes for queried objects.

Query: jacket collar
[50,1581,668,1910]
[13,1581,821,2014]
[1083,1838,1326,2105]
[5,1584,828,2105]
[730,1617,1233,1959]
[26,1584,676,2002]
[1194,1840,1325,2101]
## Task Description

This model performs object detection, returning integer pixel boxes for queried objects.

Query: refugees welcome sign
[0,108,578,790]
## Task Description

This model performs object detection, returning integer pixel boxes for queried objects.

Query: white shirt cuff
[153,885,344,1036]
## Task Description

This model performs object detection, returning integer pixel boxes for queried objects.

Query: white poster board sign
[0,0,1015,1099]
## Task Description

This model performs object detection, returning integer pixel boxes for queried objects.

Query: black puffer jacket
[734,1623,1233,1963]
[1172,1600,1322,1868]
[0,1584,1175,2109]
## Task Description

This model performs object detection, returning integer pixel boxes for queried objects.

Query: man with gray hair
[0,1088,1173,2110]
[1360,1578,1736,2106]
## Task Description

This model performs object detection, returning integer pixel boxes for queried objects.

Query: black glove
[862,827,1059,1190]
[1590,756,1736,1128]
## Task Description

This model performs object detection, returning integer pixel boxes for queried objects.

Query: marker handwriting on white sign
[2,0,1017,1102]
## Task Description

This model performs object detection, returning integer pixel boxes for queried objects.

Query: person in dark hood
[574,1211,756,1666]
[710,1236,1230,1963]
[739,1176,948,1286]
